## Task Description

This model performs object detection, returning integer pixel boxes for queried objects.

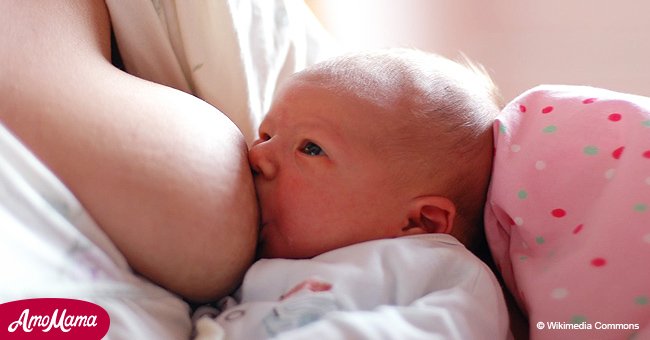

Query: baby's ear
[401,196,456,236]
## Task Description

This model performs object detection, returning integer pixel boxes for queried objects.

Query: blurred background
[305,0,650,103]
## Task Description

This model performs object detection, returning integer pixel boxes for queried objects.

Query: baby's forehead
[297,67,408,99]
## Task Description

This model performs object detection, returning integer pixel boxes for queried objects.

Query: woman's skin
[0,0,258,302]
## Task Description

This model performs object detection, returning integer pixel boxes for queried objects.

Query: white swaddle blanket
[105,0,336,144]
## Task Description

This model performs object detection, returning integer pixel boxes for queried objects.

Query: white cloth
[194,234,509,340]
[105,0,338,144]
[0,123,192,340]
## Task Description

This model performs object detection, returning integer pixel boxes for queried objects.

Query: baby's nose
[248,140,277,179]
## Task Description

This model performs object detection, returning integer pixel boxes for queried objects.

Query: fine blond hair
[296,48,501,254]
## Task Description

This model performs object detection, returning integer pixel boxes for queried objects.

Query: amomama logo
[0,298,110,339]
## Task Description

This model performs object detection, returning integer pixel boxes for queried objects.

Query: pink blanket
[485,85,650,339]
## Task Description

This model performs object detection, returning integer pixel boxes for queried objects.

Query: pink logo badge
[0,298,110,339]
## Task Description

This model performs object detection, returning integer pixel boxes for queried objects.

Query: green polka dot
[518,190,528,199]
[499,124,507,134]
[643,120,650,127]
[635,295,648,305]
[583,145,599,156]
[571,315,587,324]
[634,203,648,212]
[519,255,528,261]
[535,236,545,245]
[543,125,557,133]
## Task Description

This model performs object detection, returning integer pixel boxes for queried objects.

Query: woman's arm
[0,0,258,302]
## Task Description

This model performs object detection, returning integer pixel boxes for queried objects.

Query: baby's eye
[300,141,325,156]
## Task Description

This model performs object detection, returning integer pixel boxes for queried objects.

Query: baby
[193,49,509,339]
[253,49,500,259]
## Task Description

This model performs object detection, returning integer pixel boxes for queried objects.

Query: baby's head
[250,49,500,258]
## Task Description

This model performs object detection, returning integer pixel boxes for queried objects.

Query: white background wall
[305,0,650,103]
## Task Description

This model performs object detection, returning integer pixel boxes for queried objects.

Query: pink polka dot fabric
[485,85,650,339]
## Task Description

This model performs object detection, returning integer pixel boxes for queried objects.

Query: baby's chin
[256,235,312,259]
[257,223,327,259]
[256,223,284,258]
[256,240,293,259]
[255,231,283,259]
[255,239,275,259]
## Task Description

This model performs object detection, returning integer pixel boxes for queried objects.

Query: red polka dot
[573,224,584,234]
[582,98,597,104]
[591,258,607,267]
[643,150,650,159]
[519,104,527,113]
[612,146,625,160]
[542,106,554,114]
[608,113,622,122]
[551,209,566,218]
